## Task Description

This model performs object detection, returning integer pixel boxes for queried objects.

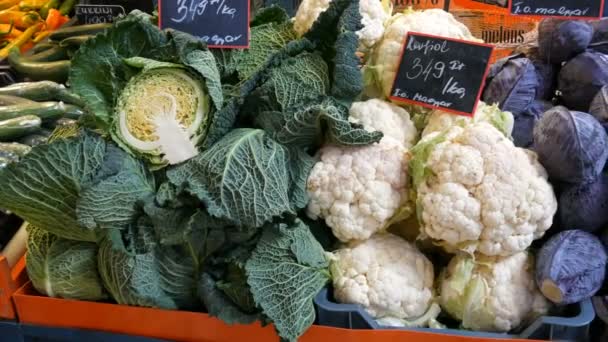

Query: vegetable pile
[482,17,608,311]
[1,1,608,341]
[0,0,73,59]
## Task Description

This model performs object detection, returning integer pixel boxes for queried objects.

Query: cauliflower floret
[307,137,409,242]
[439,252,550,332]
[294,0,391,50]
[414,122,557,256]
[370,9,482,99]
[422,101,514,139]
[330,233,439,325]
[349,98,418,148]
[307,99,417,242]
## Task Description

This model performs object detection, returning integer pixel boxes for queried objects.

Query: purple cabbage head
[558,51,608,111]
[512,100,552,148]
[483,56,539,115]
[536,230,607,304]
[590,19,608,54]
[590,85,608,124]
[559,173,608,233]
[533,106,608,183]
[538,19,594,64]
[532,60,557,101]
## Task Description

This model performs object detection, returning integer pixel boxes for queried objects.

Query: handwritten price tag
[389,32,493,116]
[509,0,605,19]
[159,0,250,48]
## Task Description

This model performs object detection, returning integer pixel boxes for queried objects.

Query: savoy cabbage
[0,1,377,341]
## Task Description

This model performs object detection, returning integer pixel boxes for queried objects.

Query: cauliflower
[368,9,483,99]
[294,0,391,50]
[307,99,417,242]
[411,122,557,256]
[422,101,514,139]
[439,252,550,332]
[330,233,440,326]
[349,98,417,147]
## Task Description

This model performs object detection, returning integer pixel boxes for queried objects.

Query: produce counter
[1,0,608,341]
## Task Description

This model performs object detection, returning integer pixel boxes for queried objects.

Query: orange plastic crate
[0,255,26,319]
[12,281,547,342]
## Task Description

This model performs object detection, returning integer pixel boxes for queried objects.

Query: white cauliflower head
[294,0,391,50]
[439,252,550,332]
[307,99,417,242]
[330,233,439,326]
[369,9,482,99]
[349,98,418,148]
[422,101,514,139]
[411,122,557,256]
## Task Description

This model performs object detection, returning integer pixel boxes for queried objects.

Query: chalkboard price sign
[159,0,250,49]
[389,33,493,116]
[509,0,605,18]
[75,0,155,24]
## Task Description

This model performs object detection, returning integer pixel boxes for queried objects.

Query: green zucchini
[9,50,69,83]
[59,35,91,48]
[22,46,68,62]
[0,81,84,106]
[0,142,31,156]
[0,101,79,121]
[31,42,57,54]
[18,133,48,146]
[0,95,36,106]
[49,23,111,41]
[0,115,41,140]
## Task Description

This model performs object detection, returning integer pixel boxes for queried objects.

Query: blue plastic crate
[315,287,595,341]
[18,324,170,342]
[0,320,23,342]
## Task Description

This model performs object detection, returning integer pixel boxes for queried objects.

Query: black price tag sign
[389,33,493,117]
[75,4,126,24]
[158,0,250,49]
[75,0,155,24]
[509,0,605,18]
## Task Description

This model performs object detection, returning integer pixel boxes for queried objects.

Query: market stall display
[0,0,607,341]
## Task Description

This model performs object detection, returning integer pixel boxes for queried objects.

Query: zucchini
[0,142,31,156]
[49,23,111,41]
[31,42,56,54]
[22,46,68,62]
[0,81,84,106]
[59,35,91,48]
[0,101,78,121]
[0,115,41,140]
[9,50,69,83]
[0,94,36,106]
[18,133,48,146]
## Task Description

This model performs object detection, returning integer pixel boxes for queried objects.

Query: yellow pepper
[0,0,19,11]
[0,21,40,58]
[0,10,40,28]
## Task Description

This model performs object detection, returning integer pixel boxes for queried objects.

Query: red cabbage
[559,173,608,233]
[558,51,608,111]
[483,56,539,115]
[533,106,608,183]
[590,85,608,124]
[538,19,594,64]
[513,100,552,148]
[536,230,607,305]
